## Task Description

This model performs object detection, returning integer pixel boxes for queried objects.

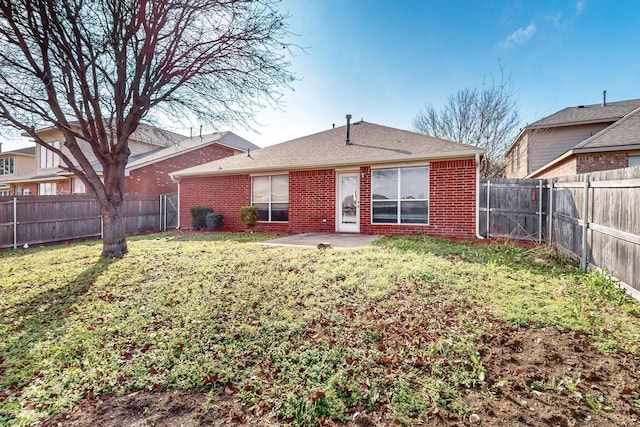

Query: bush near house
[205,212,224,230]
[240,205,259,228]
[190,206,213,230]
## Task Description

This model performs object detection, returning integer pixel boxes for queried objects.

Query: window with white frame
[0,190,9,196]
[22,189,31,195]
[0,157,15,175]
[371,166,429,224]
[72,177,86,194]
[251,175,288,222]
[629,155,640,168]
[39,141,60,169]
[38,182,56,195]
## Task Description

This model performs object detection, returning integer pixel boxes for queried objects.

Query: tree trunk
[101,200,128,258]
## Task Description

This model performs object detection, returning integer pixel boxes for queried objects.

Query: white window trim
[38,182,57,195]
[251,174,289,223]
[0,156,15,176]
[39,141,60,169]
[72,177,86,194]
[371,166,430,225]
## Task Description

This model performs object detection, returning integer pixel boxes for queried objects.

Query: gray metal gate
[160,193,178,231]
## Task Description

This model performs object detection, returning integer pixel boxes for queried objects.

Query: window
[22,189,31,196]
[252,175,288,222]
[371,166,429,224]
[72,177,86,194]
[629,155,640,168]
[38,183,56,195]
[39,141,60,169]
[0,157,14,175]
[0,190,9,196]
[516,144,520,169]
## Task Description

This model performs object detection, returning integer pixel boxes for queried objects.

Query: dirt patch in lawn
[41,323,640,427]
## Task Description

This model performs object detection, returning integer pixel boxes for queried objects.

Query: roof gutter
[169,149,484,179]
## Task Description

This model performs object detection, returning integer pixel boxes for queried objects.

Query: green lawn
[1,233,639,426]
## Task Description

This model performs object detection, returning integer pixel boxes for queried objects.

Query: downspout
[176,179,181,229]
[475,153,484,239]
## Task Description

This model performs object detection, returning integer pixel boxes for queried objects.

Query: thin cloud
[576,0,585,13]
[546,13,562,27]
[500,23,537,48]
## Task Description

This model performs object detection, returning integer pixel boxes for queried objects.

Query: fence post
[13,197,17,250]
[581,174,590,272]
[486,180,491,238]
[538,179,543,244]
[159,195,164,232]
[548,179,554,247]
[163,194,167,231]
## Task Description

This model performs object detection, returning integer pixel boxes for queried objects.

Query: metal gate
[160,193,178,231]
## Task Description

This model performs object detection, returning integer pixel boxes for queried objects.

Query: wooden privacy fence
[479,168,640,294]
[0,193,178,250]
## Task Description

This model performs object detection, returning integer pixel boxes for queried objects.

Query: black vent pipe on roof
[345,114,352,145]
[602,90,607,107]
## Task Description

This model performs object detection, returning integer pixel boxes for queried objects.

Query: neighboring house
[0,147,37,196]
[505,95,640,179]
[2,124,257,196]
[170,117,484,239]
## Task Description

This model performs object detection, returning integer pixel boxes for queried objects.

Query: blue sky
[2,0,640,151]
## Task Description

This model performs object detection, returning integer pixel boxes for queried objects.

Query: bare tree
[0,0,294,257]
[412,75,520,177]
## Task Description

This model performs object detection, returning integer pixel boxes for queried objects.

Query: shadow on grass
[0,257,114,392]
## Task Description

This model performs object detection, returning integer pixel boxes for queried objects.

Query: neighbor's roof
[528,99,640,129]
[524,106,640,178]
[0,146,36,157]
[572,106,640,151]
[126,131,258,171]
[32,122,185,148]
[171,121,483,178]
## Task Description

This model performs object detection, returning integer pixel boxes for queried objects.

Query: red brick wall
[289,169,336,233]
[576,152,629,174]
[10,182,38,196]
[360,159,477,238]
[125,144,236,195]
[179,174,252,231]
[55,179,72,195]
[179,158,478,238]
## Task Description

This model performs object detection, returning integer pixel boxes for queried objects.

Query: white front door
[337,173,359,232]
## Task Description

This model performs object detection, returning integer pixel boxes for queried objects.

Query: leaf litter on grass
[1,233,640,426]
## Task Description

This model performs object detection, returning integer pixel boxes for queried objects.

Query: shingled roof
[528,99,640,128]
[0,146,35,156]
[171,121,482,178]
[126,131,258,171]
[573,106,640,151]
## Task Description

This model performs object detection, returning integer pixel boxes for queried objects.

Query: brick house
[505,95,640,179]
[2,125,257,196]
[0,147,36,196]
[171,117,484,238]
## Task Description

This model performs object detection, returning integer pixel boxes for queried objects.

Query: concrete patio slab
[261,233,381,248]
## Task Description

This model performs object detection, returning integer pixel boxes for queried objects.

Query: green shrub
[190,206,213,230]
[205,212,224,230]
[240,206,259,227]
